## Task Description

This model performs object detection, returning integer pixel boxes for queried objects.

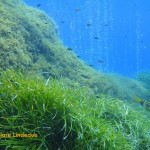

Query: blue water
[23,0,150,77]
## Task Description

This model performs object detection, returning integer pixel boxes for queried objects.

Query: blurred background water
[24,0,150,77]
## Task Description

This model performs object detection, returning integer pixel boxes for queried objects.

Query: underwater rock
[0,0,148,101]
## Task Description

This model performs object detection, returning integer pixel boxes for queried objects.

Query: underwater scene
[0,0,150,149]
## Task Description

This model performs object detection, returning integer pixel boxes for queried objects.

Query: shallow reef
[0,0,150,149]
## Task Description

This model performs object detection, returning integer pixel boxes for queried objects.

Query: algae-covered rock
[0,1,150,149]
[0,0,148,101]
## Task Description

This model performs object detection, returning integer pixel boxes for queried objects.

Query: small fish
[135,97,142,103]
[87,23,92,26]
[61,21,65,24]
[89,64,93,67]
[104,24,109,26]
[81,74,90,79]
[77,55,80,58]
[98,60,104,63]
[135,97,150,111]
[94,37,99,40]
[67,48,72,51]
[75,8,80,12]
[36,4,41,7]
[95,95,100,98]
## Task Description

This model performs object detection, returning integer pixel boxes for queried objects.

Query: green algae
[0,0,148,101]
[137,72,150,91]
[0,0,150,149]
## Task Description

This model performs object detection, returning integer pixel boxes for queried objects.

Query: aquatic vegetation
[0,70,150,149]
[0,1,150,149]
[108,74,148,100]
[136,72,150,100]
[137,72,150,90]
[0,0,149,102]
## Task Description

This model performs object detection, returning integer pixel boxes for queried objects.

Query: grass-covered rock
[0,0,150,149]
[0,70,149,150]
[0,0,149,101]
[137,72,150,91]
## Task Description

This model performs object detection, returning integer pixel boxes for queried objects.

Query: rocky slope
[0,0,148,101]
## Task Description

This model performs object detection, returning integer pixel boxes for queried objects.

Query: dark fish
[67,48,73,51]
[135,97,150,111]
[75,8,80,12]
[36,4,41,7]
[94,37,99,39]
[81,74,90,79]
[45,22,48,24]
[77,55,80,58]
[61,21,65,24]
[105,24,109,26]
[95,95,100,98]
[98,60,104,63]
[87,23,92,26]
[89,64,93,67]
[7,31,12,33]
